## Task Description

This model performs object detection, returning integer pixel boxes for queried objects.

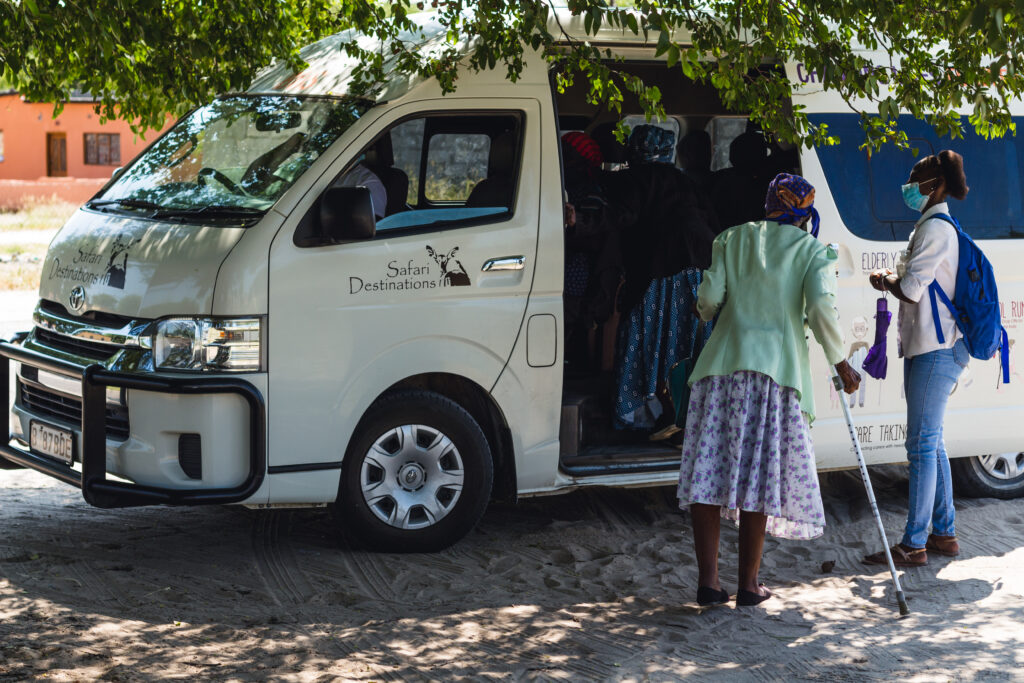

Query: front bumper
[1,339,266,508]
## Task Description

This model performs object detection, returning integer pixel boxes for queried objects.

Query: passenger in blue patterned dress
[676,173,862,607]
[610,125,718,430]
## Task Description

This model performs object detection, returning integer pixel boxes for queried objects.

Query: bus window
[812,113,1024,241]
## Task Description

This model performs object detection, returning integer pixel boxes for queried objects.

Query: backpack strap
[925,211,960,344]
[928,280,955,344]
[931,212,961,231]
[1002,327,1011,384]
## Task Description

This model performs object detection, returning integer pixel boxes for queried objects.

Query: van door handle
[481,256,525,272]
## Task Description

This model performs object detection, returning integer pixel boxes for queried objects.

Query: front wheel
[952,453,1024,499]
[336,390,493,552]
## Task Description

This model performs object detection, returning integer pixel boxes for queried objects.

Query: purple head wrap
[764,172,821,238]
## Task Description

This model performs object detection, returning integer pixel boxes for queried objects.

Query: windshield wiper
[87,198,165,211]
[151,205,267,222]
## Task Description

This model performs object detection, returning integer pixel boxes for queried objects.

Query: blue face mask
[901,182,929,212]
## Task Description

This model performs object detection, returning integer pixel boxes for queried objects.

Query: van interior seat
[465,131,517,208]
[364,134,410,216]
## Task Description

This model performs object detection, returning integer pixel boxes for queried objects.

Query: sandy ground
[2,285,1023,681]
[1,465,1022,682]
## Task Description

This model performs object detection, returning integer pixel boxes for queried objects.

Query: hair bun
[937,149,969,200]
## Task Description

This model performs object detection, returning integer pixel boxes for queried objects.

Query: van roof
[246,8,693,100]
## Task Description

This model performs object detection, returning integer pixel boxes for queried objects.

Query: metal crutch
[830,365,910,616]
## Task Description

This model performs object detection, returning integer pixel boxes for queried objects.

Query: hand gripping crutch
[831,366,910,616]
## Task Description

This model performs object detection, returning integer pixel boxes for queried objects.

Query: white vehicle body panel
[8,16,1022,511]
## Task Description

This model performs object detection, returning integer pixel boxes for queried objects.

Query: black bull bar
[0,339,266,508]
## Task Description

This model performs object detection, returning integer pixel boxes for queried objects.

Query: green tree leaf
[1,0,1021,151]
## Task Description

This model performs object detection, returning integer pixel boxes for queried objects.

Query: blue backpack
[928,213,1009,383]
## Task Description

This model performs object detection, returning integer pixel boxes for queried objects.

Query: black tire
[336,390,493,552]
[952,454,1024,499]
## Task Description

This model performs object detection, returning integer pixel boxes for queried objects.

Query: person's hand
[869,269,892,291]
[564,202,576,228]
[835,360,861,395]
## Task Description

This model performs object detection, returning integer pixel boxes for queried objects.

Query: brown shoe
[926,534,960,557]
[862,544,927,567]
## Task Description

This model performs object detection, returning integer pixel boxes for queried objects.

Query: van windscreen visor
[90,95,372,224]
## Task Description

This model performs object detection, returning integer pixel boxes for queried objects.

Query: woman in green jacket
[677,173,861,607]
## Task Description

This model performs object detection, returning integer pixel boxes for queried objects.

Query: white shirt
[336,164,387,219]
[896,202,961,358]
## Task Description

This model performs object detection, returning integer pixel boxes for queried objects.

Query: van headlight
[153,317,263,372]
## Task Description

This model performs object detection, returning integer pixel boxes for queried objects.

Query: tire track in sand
[250,511,316,606]
[248,514,404,682]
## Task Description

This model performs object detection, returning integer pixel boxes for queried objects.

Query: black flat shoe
[736,584,773,606]
[696,586,730,606]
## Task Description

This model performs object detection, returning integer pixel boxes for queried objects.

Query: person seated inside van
[336,163,387,220]
[679,129,715,196]
[709,130,771,230]
[361,134,410,216]
[590,122,630,172]
[609,125,717,432]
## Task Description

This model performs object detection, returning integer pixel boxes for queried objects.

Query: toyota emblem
[68,286,86,313]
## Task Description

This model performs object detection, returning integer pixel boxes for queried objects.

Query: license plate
[29,421,75,465]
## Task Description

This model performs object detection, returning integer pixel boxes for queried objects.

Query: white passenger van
[3,13,1022,551]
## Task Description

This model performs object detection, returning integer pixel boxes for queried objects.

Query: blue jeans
[901,339,968,548]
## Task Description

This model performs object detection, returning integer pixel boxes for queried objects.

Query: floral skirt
[676,371,825,540]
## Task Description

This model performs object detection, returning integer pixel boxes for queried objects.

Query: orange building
[0,91,171,208]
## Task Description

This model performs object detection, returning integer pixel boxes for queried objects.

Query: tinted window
[707,116,748,171]
[425,133,490,201]
[391,118,424,204]
[812,113,1024,240]
[332,112,523,237]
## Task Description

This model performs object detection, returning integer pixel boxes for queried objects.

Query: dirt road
[1,466,1022,681]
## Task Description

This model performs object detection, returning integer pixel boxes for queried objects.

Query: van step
[560,386,653,457]
[559,444,681,476]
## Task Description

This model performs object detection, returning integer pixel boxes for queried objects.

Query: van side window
[707,117,748,171]
[812,113,1024,241]
[354,111,522,236]
[391,118,425,204]
[425,133,490,201]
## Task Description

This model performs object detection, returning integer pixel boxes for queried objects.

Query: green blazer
[690,220,845,422]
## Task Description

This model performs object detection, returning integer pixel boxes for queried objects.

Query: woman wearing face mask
[864,150,970,567]
[678,173,861,607]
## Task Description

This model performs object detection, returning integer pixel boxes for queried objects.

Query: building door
[46,133,67,177]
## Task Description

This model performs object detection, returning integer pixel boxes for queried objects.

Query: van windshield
[90,95,371,224]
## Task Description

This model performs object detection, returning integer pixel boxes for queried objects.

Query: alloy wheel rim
[360,424,465,529]
[977,452,1024,481]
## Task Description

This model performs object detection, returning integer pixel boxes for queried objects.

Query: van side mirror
[319,186,376,242]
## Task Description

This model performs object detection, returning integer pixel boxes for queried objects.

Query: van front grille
[18,380,130,441]
[38,299,135,329]
[33,328,120,361]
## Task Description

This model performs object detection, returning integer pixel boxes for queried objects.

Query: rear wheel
[336,390,493,552]
[952,453,1024,499]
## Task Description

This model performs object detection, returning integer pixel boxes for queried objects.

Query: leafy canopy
[2,0,1023,149]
